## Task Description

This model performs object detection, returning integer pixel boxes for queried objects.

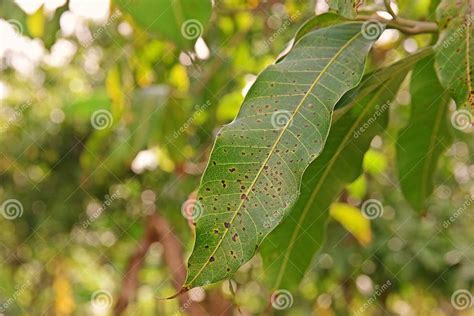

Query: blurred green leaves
[396,56,452,212]
[326,0,363,18]
[114,0,212,49]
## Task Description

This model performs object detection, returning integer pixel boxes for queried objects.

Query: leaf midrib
[273,84,386,288]
[186,26,364,287]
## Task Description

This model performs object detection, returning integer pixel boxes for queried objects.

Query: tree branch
[113,213,205,315]
[113,211,233,315]
[356,14,438,35]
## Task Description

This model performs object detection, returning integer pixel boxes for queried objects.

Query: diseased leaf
[397,56,452,212]
[184,23,381,289]
[434,0,474,114]
[115,0,212,49]
[329,203,371,246]
[260,69,408,291]
[326,0,363,18]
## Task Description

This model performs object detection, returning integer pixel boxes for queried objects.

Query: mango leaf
[397,56,452,212]
[183,22,381,289]
[326,0,363,18]
[337,47,433,109]
[293,13,349,44]
[329,203,371,246]
[260,69,408,291]
[434,0,474,113]
[275,13,350,63]
[115,0,212,49]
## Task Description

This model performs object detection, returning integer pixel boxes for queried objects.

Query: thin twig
[383,0,397,20]
[356,14,438,34]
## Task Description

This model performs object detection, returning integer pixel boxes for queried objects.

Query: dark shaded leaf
[397,55,453,212]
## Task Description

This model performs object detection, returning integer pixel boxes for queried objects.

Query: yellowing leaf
[53,262,75,316]
[169,64,189,93]
[106,66,125,121]
[27,6,45,38]
[346,174,367,199]
[363,149,387,175]
[330,203,371,246]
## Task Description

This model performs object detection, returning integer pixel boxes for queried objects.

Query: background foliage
[0,0,473,315]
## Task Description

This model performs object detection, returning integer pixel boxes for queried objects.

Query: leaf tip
[157,286,190,300]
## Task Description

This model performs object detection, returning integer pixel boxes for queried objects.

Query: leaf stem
[356,14,438,35]
[383,0,397,20]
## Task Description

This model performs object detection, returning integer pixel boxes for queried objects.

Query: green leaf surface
[184,22,380,289]
[397,56,452,212]
[294,13,349,43]
[115,0,212,49]
[259,69,407,291]
[326,0,363,18]
[336,47,433,109]
[434,0,474,112]
[275,13,349,63]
